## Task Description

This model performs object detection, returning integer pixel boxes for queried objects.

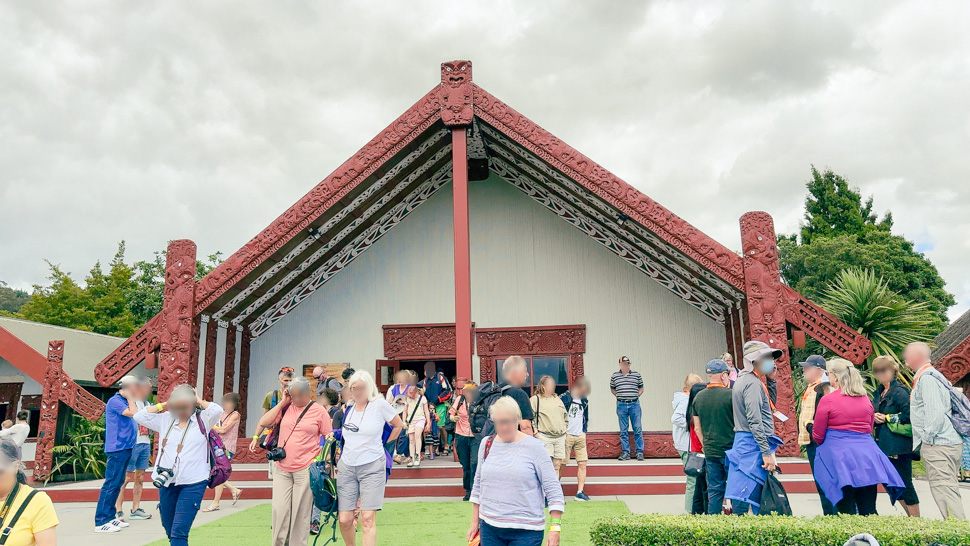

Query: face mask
[757,359,776,375]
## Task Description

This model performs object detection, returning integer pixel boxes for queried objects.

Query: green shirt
[691,386,735,458]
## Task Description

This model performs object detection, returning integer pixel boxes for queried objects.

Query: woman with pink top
[450,381,476,500]
[812,358,904,515]
[203,393,242,512]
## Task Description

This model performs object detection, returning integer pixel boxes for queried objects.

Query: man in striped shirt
[610,356,644,460]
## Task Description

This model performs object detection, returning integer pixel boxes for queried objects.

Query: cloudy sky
[2,2,968,320]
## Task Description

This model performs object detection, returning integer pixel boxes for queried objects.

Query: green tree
[0,282,29,314]
[127,250,223,325]
[780,168,954,335]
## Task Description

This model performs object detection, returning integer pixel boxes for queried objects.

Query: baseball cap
[619,356,631,364]
[799,355,827,370]
[742,340,783,364]
[705,359,729,374]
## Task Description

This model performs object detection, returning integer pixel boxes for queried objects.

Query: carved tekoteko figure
[156,239,197,401]
[438,60,473,126]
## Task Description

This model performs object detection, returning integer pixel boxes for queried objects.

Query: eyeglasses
[343,422,360,432]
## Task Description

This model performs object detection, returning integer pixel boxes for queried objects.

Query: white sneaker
[413,459,421,467]
[95,523,121,533]
[111,519,130,529]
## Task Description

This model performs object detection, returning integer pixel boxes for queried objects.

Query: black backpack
[760,471,792,516]
[469,382,512,435]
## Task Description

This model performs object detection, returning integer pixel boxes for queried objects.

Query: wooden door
[375,360,400,394]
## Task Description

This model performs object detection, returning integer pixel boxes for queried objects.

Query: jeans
[805,443,837,515]
[456,434,474,493]
[479,520,544,546]
[96,448,132,526]
[158,480,207,546]
[705,456,749,515]
[395,431,409,457]
[836,485,877,516]
[616,401,643,454]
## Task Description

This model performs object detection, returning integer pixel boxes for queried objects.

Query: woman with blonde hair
[672,373,704,512]
[404,385,430,466]
[530,375,568,474]
[871,355,920,516]
[721,352,738,385]
[812,358,904,515]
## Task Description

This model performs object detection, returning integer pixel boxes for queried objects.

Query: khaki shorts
[538,432,566,461]
[565,433,588,462]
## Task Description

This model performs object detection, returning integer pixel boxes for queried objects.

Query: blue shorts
[126,443,150,472]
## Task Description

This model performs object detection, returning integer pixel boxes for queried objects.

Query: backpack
[195,412,232,489]
[925,370,970,438]
[760,471,792,516]
[469,382,512,435]
[310,437,340,545]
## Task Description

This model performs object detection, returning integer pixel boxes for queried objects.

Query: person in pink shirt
[812,359,904,515]
[203,393,243,512]
[449,381,476,500]
[257,377,333,546]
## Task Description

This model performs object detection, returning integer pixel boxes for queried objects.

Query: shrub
[50,414,106,481]
[590,514,970,546]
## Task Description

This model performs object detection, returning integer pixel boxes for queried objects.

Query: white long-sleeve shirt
[134,403,223,486]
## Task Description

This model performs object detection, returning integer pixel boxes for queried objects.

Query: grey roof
[0,316,124,382]
[933,309,970,361]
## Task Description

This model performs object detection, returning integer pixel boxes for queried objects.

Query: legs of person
[631,402,644,455]
[479,520,511,546]
[357,458,387,546]
[271,468,295,546]
[96,448,131,526]
[285,468,313,546]
[167,481,206,546]
[806,443,836,515]
[835,486,859,515]
[157,482,178,539]
[206,483,226,511]
[704,456,727,515]
[115,472,132,514]
[131,469,144,512]
[456,434,472,494]
[469,435,482,490]
[892,455,920,516]
[855,484,878,516]
[337,460,361,546]
[691,470,708,515]
[616,403,630,454]
[678,451,694,512]
[923,443,967,520]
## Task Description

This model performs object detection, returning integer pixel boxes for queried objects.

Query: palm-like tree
[820,268,936,369]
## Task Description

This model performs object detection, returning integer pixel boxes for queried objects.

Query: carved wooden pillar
[739,212,797,455]
[187,316,201,386]
[238,328,251,436]
[157,240,197,401]
[33,340,65,482]
[223,325,237,396]
[202,317,218,401]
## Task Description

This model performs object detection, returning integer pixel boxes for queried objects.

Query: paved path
[53,480,970,545]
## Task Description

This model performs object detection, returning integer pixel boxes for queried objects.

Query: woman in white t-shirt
[134,384,222,546]
[337,370,404,546]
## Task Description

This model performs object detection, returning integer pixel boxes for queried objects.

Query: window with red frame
[495,356,569,395]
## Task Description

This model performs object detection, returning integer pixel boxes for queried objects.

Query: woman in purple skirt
[812,358,905,515]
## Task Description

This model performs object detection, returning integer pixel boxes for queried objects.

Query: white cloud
[1,1,967,319]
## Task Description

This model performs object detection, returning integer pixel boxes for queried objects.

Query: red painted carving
[585,432,678,458]
[740,212,796,456]
[780,285,872,365]
[94,314,161,385]
[438,60,474,127]
[472,85,745,291]
[223,325,237,396]
[33,341,64,482]
[187,316,201,386]
[0,384,22,421]
[156,240,197,401]
[937,335,970,384]
[238,328,251,436]
[475,325,586,385]
[383,323,458,360]
[202,320,218,402]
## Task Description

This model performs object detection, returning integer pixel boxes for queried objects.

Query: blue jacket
[559,392,589,433]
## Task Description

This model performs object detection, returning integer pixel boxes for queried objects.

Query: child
[405,387,430,467]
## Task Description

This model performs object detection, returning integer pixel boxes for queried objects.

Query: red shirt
[812,390,874,445]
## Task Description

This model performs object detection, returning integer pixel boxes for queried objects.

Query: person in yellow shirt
[0,438,58,545]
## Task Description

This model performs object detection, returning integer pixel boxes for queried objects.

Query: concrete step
[38,458,816,502]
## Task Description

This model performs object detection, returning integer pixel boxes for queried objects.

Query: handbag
[760,470,792,515]
[683,451,706,477]
[886,413,913,437]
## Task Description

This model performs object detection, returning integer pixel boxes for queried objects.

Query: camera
[266,447,286,462]
[153,467,175,488]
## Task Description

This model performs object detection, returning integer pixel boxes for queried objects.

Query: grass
[146,500,628,545]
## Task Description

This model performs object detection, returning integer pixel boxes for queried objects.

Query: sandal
[231,489,243,506]
[202,505,220,513]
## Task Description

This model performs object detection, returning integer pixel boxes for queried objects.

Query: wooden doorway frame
[475,325,586,386]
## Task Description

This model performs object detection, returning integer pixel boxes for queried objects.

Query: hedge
[589,514,970,546]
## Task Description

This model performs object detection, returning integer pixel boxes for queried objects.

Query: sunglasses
[343,422,360,432]
[279,367,295,374]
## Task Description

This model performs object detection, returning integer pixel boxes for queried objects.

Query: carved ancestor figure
[439,60,473,126]
[156,240,197,400]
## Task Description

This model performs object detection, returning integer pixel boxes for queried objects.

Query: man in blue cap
[691,358,742,514]
[797,354,836,515]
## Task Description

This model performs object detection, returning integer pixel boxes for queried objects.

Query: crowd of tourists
[60,336,967,545]
[670,340,968,520]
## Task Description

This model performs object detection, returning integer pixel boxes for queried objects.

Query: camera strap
[280,403,314,449]
[158,417,192,470]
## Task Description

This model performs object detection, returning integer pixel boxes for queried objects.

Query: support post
[739,212,797,456]
[452,127,473,381]
[223,325,237,396]
[202,318,218,401]
[238,328,251,435]
[157,240,197,401]
[33,340,65,482]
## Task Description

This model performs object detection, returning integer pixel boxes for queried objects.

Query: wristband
[549,518,562,525]
[253,434,260,441]
[155,403,165,412]
[549,524,561,533]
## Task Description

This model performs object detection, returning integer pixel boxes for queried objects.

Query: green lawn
[146,500,628,546]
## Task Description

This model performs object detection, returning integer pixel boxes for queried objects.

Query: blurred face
[874,366,895,384]
[349,380,369,403]
[540,377,555,396]
[279,373,293,390]
[289,387,311,407]
[492,409,519,440]
[724,355,733,366]
[903,345,930,371]
[803,366,823,383]
[312,366,324,379]
[619,359,631,372]
[505,365,527,387]
[424,362,435,378]
[221,396,237,412]
[168,397,195,420]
